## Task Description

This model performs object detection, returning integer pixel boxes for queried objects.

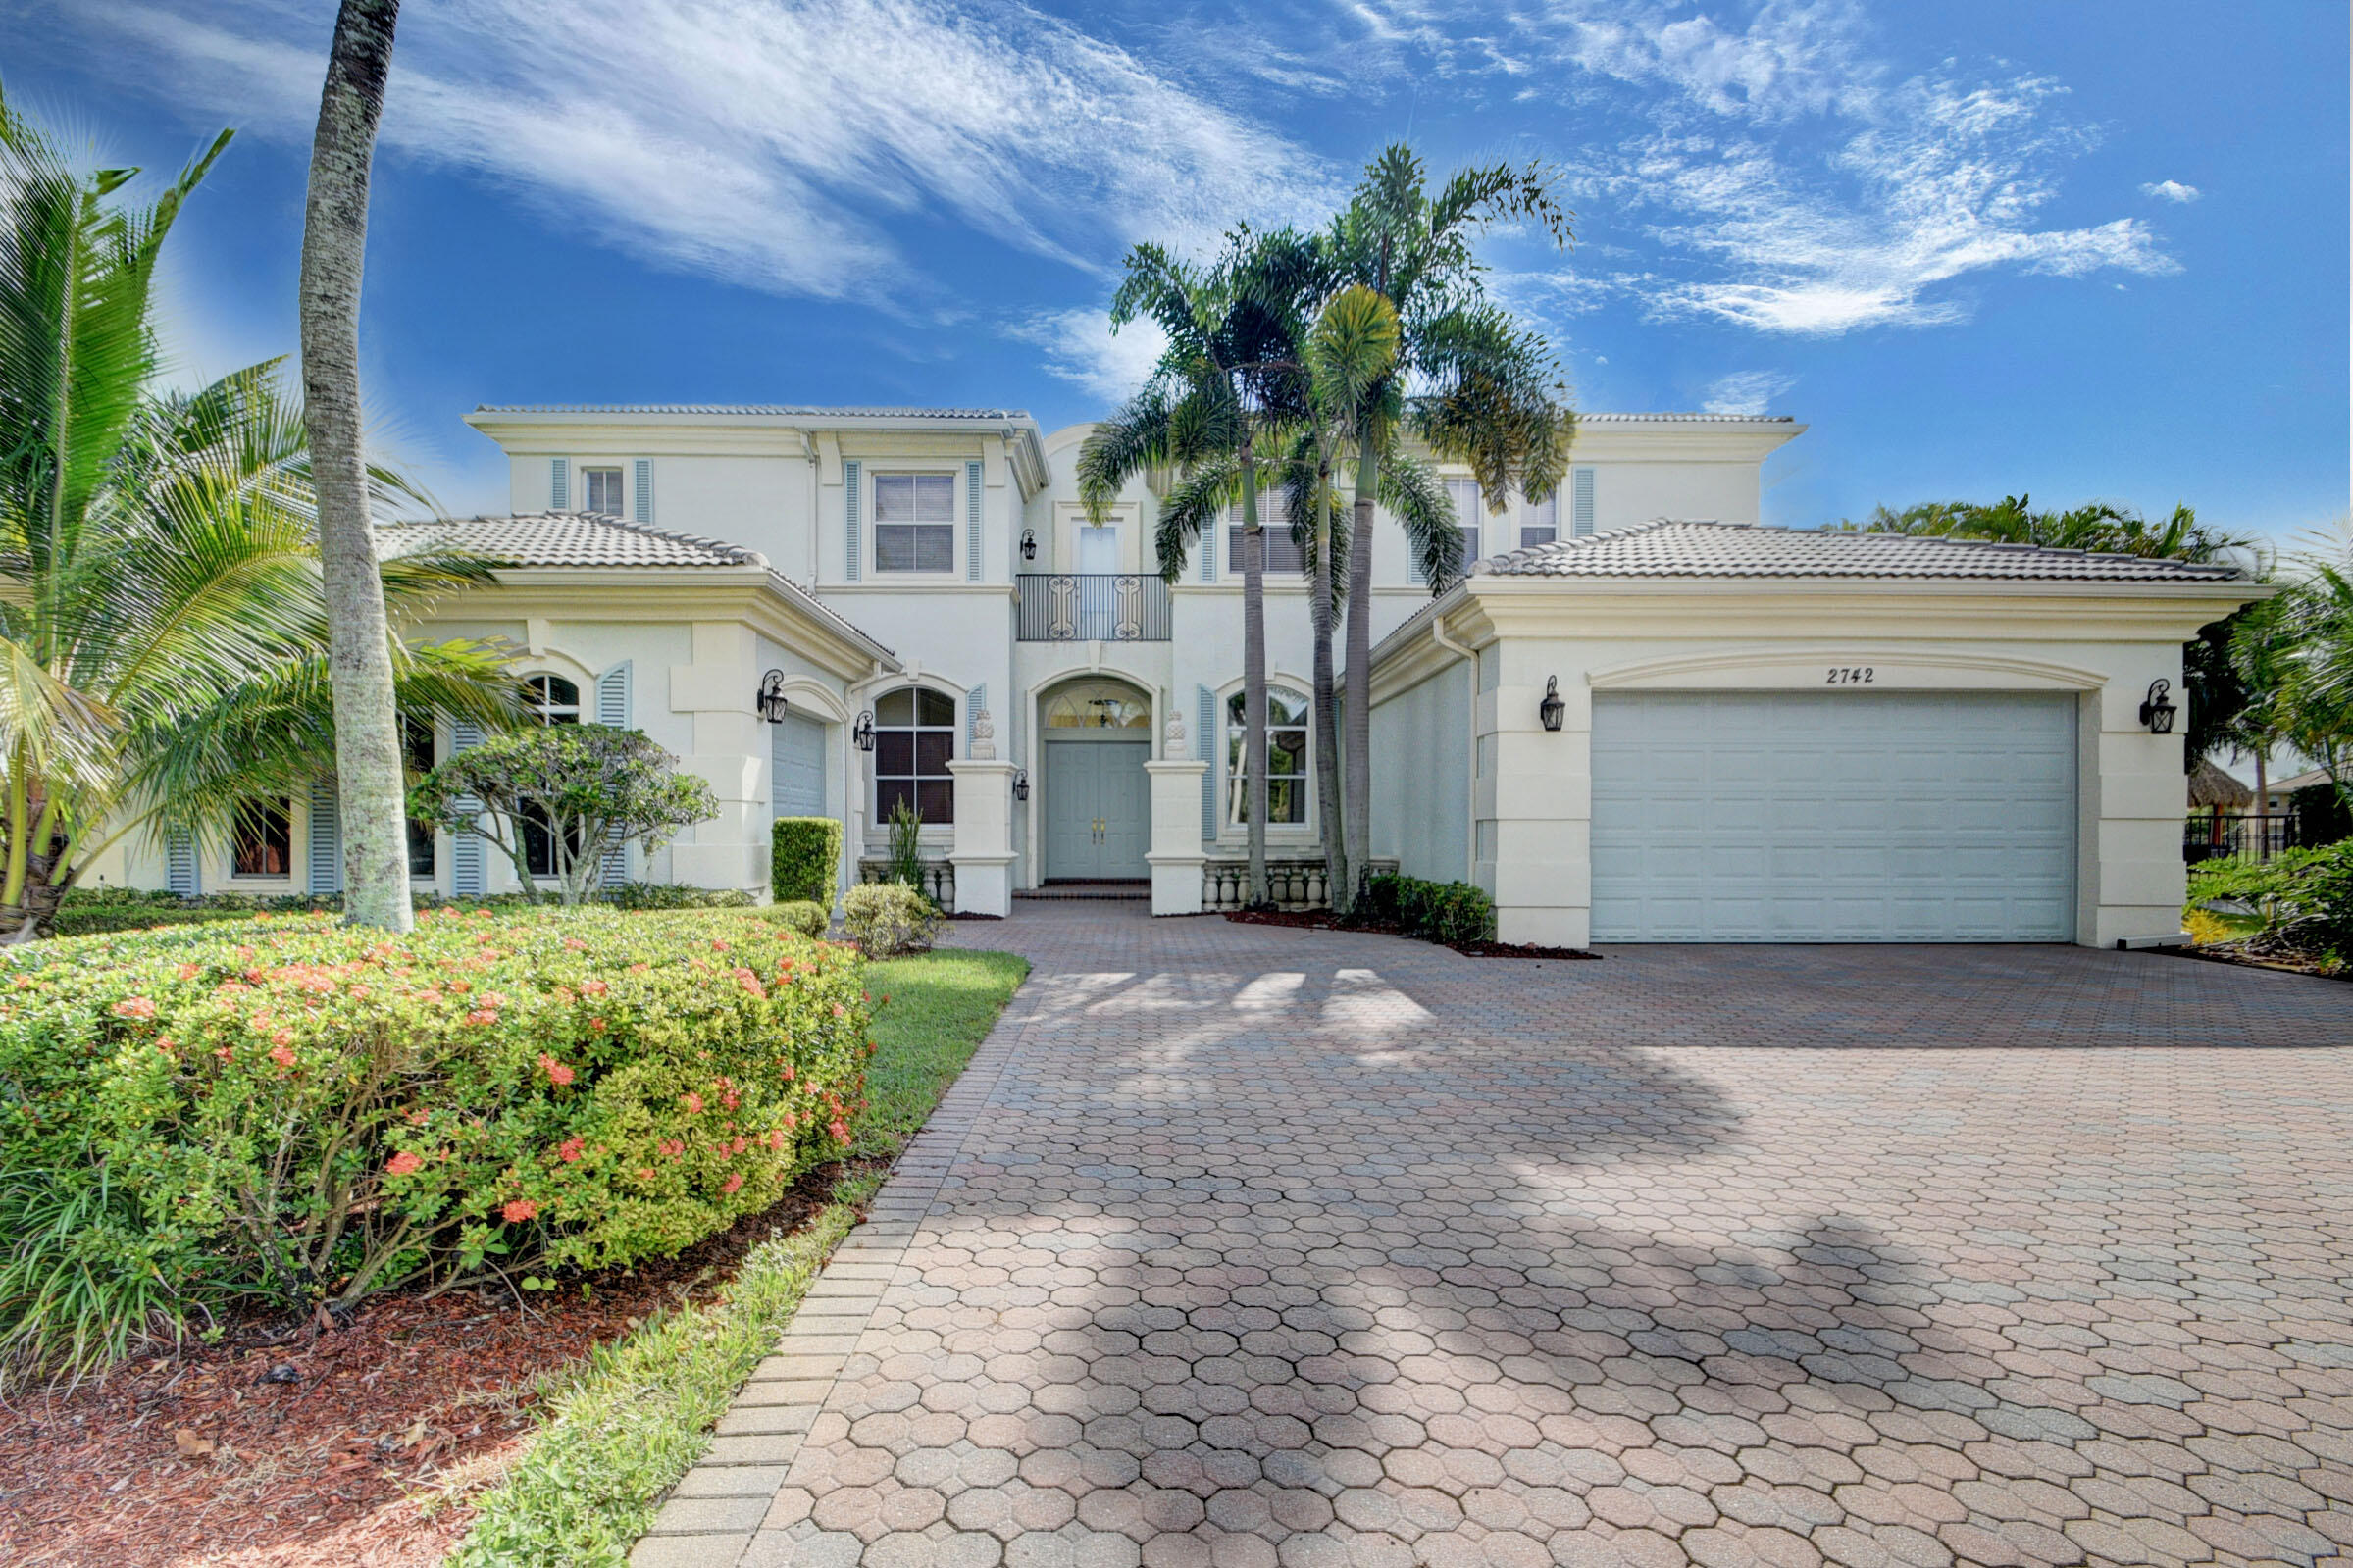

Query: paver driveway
[638,906,2353,1568]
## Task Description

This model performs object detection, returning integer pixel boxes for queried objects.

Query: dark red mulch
[0,1159,874,1568]
[1222,908,1599,961]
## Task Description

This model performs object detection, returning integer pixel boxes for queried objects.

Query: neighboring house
[2255,767,2334,814]
[98,401,2264,948]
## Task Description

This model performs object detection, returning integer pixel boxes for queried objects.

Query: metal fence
[1015,574,1173,641]
[2184,812,2305,864]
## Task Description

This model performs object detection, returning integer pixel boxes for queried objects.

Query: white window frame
[1520,492,1558,549]
[1445,478,1484,566]
[227,796,297,885]
[871,469,960,576]
[580,466,626,518]
[870,684,958,828]
[1220,683,1314,838]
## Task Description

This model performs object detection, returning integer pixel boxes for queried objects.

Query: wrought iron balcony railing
[1015,574,1173,641]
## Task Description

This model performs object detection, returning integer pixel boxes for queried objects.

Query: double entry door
[1044,739,1150,880]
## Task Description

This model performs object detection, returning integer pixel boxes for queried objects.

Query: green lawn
[451,943,1028,1567]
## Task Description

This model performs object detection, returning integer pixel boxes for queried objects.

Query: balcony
[1016,574,1172,641]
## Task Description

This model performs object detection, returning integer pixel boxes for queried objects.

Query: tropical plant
[409,726,718,905]
[301,0,414,932]
[1323,145,1576,910]
[1079,227,1325,907]
[0,89,514,941]
[885,795,927,891]
[843,881,939,956]
[1839,495,2255,563]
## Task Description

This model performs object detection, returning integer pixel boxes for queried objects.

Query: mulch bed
[2170,937,2349,983]
[0,1160,869,1568]
[1222,907,1599,961]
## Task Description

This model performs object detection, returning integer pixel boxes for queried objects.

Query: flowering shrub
[0,908,871,1322]
[843,883,939,956]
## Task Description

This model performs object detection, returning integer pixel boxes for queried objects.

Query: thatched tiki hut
[2186,757,2254,859]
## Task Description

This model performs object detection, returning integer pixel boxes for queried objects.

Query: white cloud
[1701,370,1796,414]
[1344,0,2177,335]
[2142,178,2201,203]
[1009,309,1171,403]
[69,0,1338,304]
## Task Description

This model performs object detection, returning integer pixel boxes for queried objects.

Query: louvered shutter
[1571,467,1596,537]
[308,778,342,894]
[1200,522,1216,582]
[633,459,653,525]
[550,457,568,510]
[965,684,986,752]
[1198,685,1217,841]
[965,460,984,581]
[167,830,199,896]
[450,721,486,896]
[597,662,632,886]
[844,459,861,581]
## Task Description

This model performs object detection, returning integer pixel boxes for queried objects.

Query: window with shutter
[874,473,956,573]
[1521,493,1558,549]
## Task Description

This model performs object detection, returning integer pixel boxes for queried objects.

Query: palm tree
[1324,146,1575,909]
[0,87,513,939]
[1842,495,2254,562]
[1079,230,1319,907]
[301,0,414,932]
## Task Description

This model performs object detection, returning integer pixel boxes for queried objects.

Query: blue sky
[11,0,2347,540]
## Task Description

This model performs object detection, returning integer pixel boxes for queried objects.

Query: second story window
[525,673,582,725]
[582,467,625,517]
[1445,479,1484,564]
[1521,493,1558,549]
[874,473,955,573]
[1226,498,1304,575]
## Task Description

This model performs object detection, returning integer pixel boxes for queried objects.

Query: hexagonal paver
[643,903,2353,1567]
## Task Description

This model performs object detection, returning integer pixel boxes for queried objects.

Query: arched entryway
[1039,677,1152,882]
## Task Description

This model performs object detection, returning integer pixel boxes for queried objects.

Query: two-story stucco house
[103,402,2257,949]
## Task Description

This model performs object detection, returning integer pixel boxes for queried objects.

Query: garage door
[1591,691,2075,942]
[771,710,827,817]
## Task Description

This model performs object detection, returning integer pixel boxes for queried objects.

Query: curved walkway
[639,906,2353,1568]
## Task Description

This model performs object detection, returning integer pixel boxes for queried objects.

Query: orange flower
[270,1043,297,1070]
[464,1008,498,1027]
[682,1091,704,1114]
[720,1172,744,1194]
[111,996,157,1020]
[556,1136,587,1164]
[175,964,201,982]
[582,980,609,996]
[385,1151,424,1176]
[538,1053,576,1087]
[829,1118,851,1145]
[501,1198,537,1223]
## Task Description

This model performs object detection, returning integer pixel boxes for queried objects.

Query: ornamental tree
[410,725,717,905]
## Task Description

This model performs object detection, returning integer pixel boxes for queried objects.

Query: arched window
[525,674,581,725]
[1044,681,1150,730]
[1224,686,1309,827]
[875,686,956,825]
[520,674,584,875]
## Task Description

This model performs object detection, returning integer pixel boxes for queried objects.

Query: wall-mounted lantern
[755,669,792,724]
[1020,529,1038,562]
[852,710,876,752]
[2139,679,2177,734]
[1539,675,1565,733]
[1012,767,1029,801]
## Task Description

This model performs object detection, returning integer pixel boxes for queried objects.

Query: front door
[1044,740,1151,880]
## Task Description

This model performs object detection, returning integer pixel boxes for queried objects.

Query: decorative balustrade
[1015,574,1173,641]
[856,858,957,910]
[1200,857,1399,913]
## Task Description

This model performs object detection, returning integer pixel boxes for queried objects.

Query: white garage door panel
[1592,691,2076,942]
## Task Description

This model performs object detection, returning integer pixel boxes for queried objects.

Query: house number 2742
[1825,666,1875,684]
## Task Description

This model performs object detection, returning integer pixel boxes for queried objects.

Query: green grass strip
[450,946,1029,1566]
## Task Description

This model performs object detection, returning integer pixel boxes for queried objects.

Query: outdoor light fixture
[1012,767,1029,801]
[1020,529,1038,562]
[852,711,876,752]
[2139,679,2178,735]
[755,669,792,724]
[1539,675,1565,733]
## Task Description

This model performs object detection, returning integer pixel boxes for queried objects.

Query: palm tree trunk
[1310,460,1347,911]
[1238,445,1269,908]
[300,0,413,934]
[1342,424,1377,912]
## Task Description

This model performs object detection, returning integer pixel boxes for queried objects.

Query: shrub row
[0,906,873,1380]
[47,883,754,938]
[2187,839,2353,955]
[1360,872,1497,945]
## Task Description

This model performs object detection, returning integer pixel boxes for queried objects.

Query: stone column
[1145,714,1206,916]
[946,710,1014,916]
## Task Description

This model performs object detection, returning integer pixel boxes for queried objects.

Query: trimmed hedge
[762,900,830,938]
[772,817,842,907]
[844,883,939,956]
[1361,872,1497,945]
[0,907,872,1377]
